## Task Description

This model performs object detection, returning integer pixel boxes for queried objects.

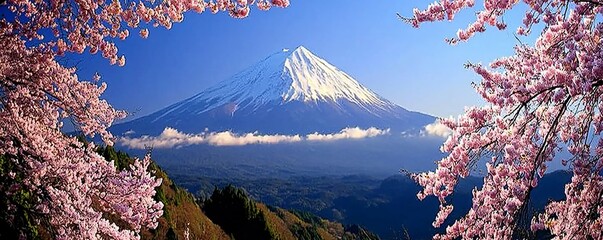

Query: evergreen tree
[203,185,275,240]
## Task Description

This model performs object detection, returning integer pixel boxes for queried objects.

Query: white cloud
[117,128,197,149]
[204,131,302,146]
[118,127,389,149]
[118,127,302,149]
[424,121,453,138]
[306,127,390,141]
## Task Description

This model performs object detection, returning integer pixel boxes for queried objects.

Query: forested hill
[98,146,380,240]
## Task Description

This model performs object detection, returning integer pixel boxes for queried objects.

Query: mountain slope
[113,46,434,135]
[202,184,380,240]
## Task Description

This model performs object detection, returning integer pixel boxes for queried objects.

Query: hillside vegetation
[202,184,379,240]
[100,146,379,240]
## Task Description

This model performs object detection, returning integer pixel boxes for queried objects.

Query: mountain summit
[113,46,434,135]
[191,46,396,113]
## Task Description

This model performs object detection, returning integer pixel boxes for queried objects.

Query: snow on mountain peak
[281,46,389,106]
[158,46,397,119]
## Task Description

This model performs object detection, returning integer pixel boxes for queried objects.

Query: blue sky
[76,1,531,120]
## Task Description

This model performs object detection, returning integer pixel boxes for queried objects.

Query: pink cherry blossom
[0,0,289,238]
[407,0,603,239]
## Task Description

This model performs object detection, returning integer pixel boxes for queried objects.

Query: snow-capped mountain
[113,46,434,135]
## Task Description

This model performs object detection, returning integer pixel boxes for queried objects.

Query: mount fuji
[112,46,434,136]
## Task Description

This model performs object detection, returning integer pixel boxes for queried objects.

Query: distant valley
[166,168,570,240]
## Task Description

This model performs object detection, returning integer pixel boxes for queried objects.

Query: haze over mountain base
[123,136,445,179]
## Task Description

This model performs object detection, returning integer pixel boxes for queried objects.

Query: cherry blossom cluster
[0,0,288,238]
[1,34,162,239]
[408,0,602,239]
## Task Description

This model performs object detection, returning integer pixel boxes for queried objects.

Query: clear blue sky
[76,0,530,121]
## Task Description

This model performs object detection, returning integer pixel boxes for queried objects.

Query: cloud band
[118,127,390,149]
